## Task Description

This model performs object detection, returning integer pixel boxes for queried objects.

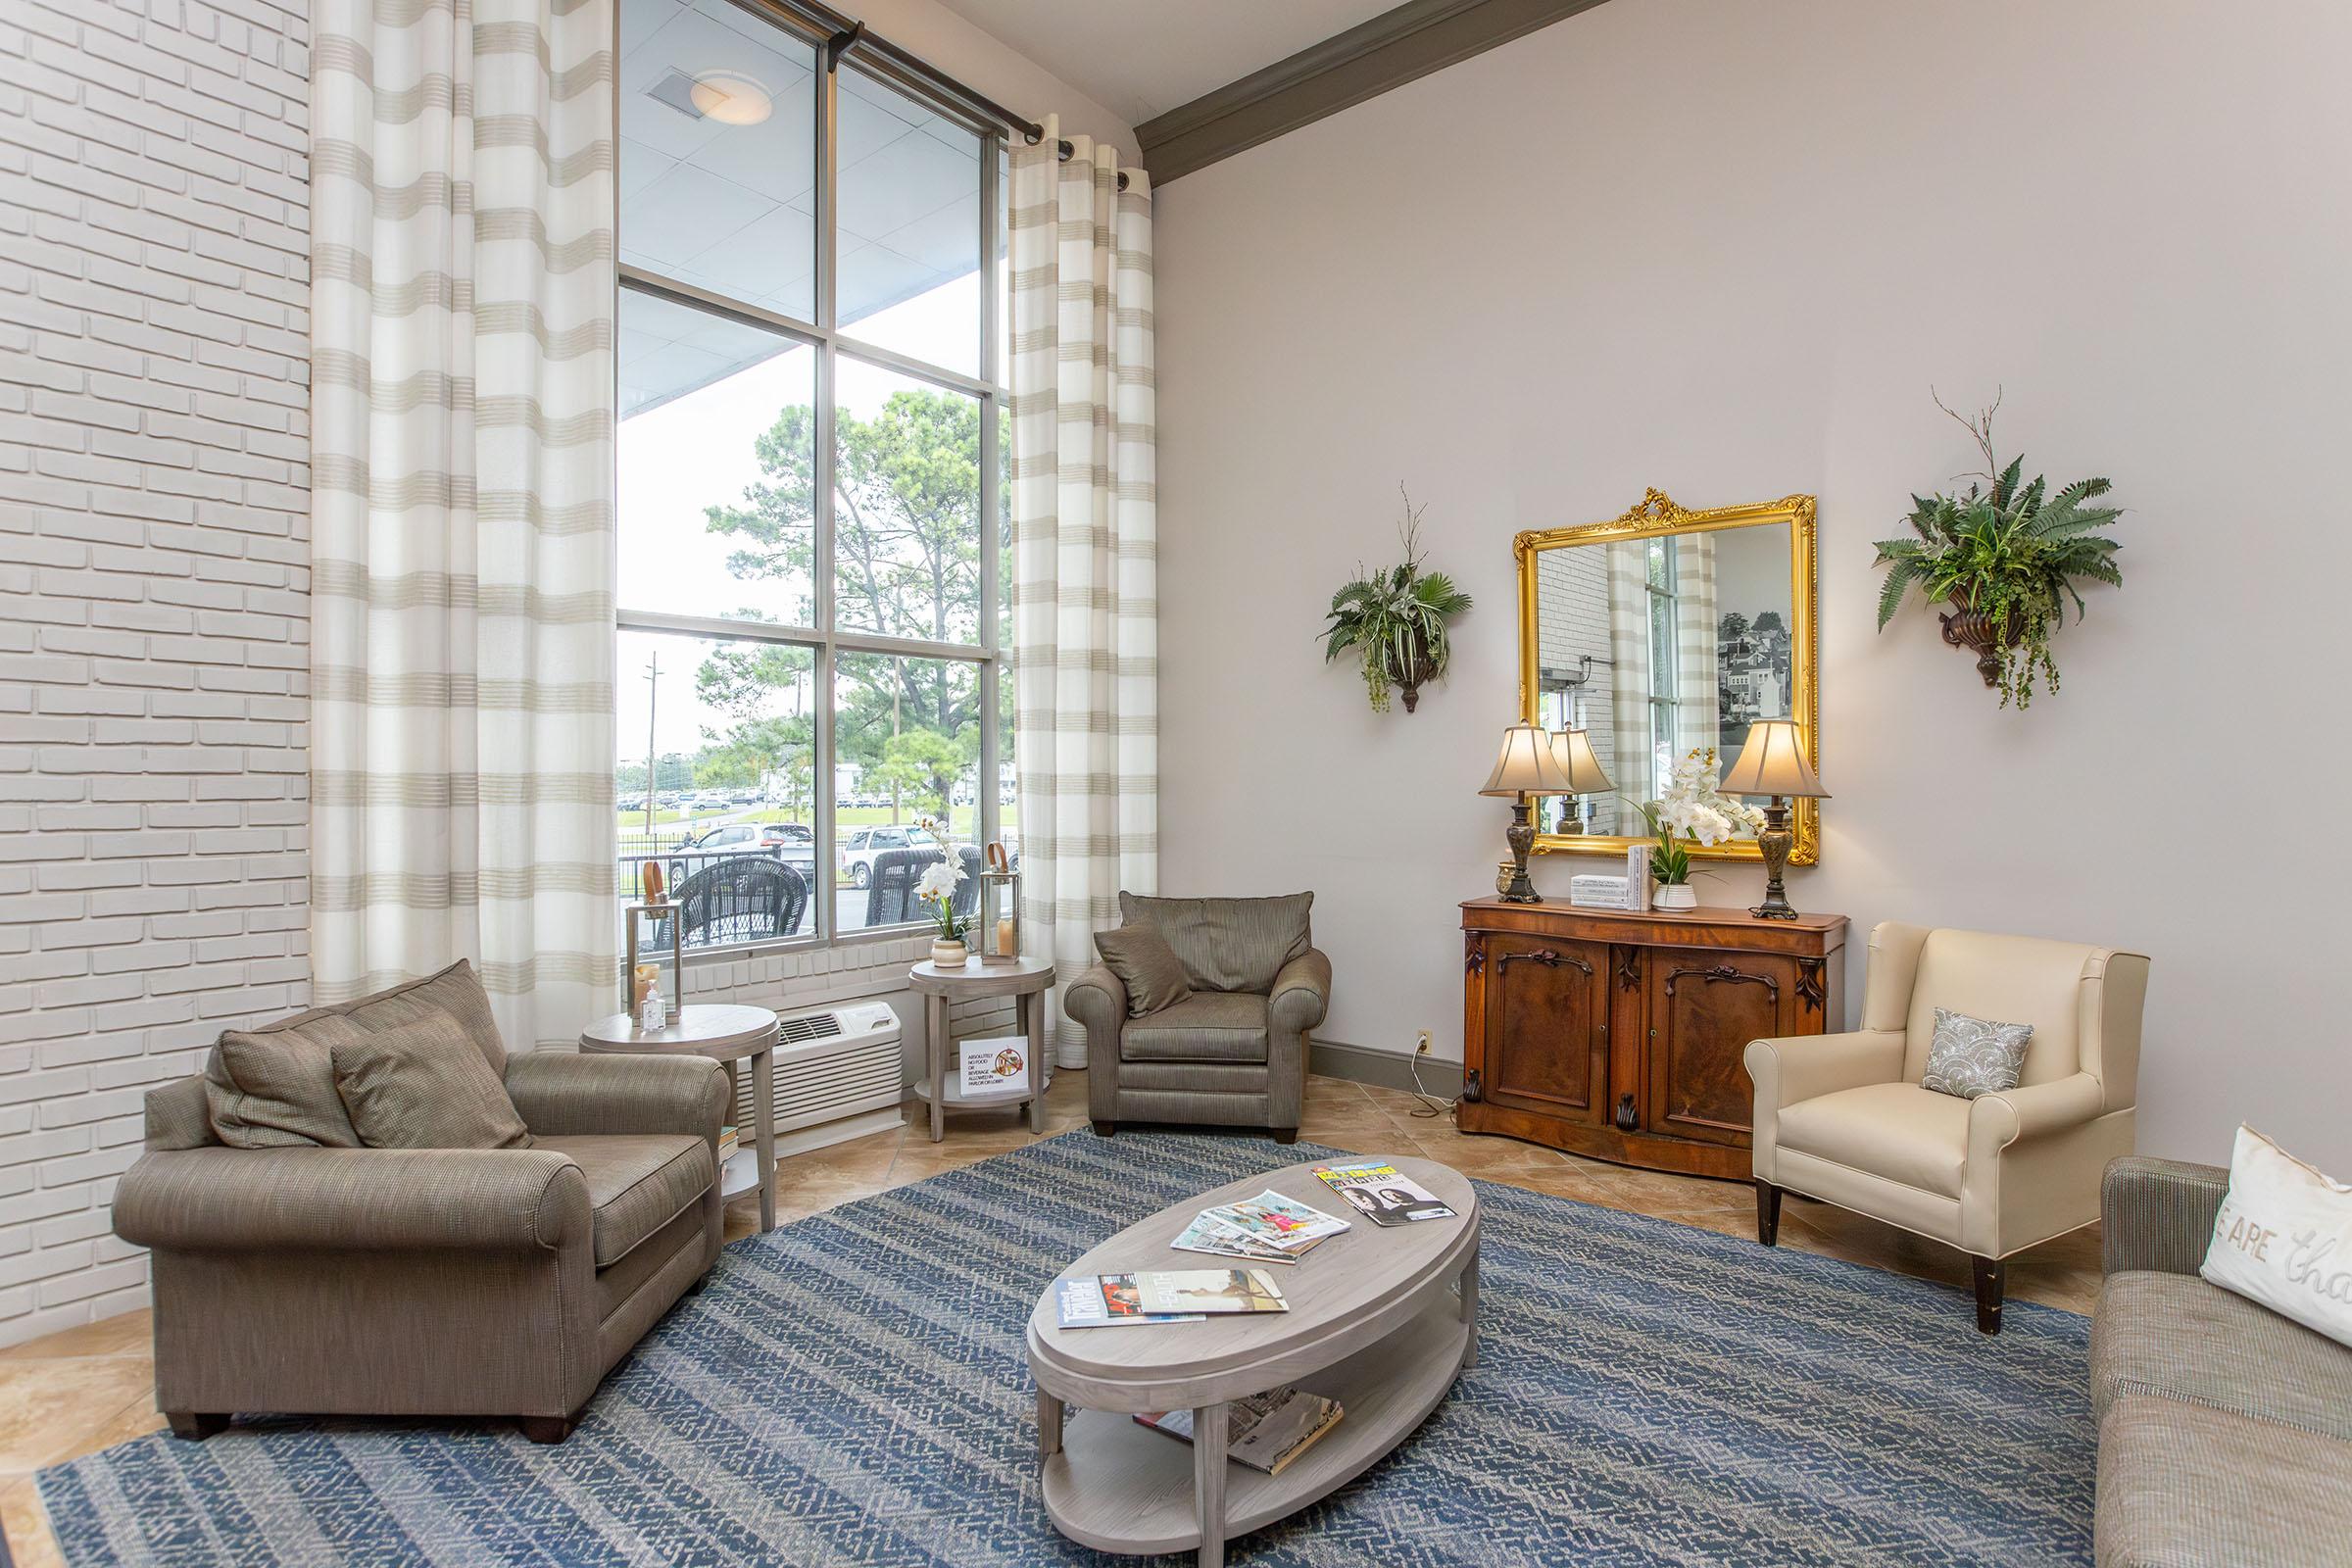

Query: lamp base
[1749,798,1798,920]
[1500,801,1543,904]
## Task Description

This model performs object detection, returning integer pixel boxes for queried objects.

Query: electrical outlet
[1415,1029,1434,1055]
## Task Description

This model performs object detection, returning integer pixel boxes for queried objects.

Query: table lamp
[1547,726,1613,835]
[1480,722,1577,904]
[1715,718,1828,920]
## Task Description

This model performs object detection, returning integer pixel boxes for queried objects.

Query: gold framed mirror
[1516,488,1820,864]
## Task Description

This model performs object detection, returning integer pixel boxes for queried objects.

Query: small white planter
[929,939,969,968]
[1652,883,1697,912]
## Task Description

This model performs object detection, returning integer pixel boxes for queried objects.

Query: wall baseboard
[1310,1038,1463,1101]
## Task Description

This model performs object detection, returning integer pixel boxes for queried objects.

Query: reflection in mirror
[1532,522,1795,839]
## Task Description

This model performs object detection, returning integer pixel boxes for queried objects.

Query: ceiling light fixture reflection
[689,71,773,126]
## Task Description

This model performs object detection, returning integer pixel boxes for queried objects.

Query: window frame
[613,0,1006,954]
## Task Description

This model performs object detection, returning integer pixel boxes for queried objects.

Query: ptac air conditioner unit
[725,1002,904,1184]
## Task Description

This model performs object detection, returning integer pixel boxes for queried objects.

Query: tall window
[614,0,1006,950]
[1643,535,1681,798]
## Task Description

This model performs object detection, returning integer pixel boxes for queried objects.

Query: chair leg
[1271,1127,1298,1146]
[517,1408,584,1445]
[1754,1181,1782,1247]
[1971,1254,2005,1336]
[166,1411,229,1442]
[1091,1120,1115,1137]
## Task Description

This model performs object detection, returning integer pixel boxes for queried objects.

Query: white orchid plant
[912,816,968,943]
[1629,747,1766,887]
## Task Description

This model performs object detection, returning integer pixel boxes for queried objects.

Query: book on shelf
[716,1126,739,1162]
[1054,1269,1289,1329]
[1311,1160,1457,1227]
[1135,1388,1345,1476]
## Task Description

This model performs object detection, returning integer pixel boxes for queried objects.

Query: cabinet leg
[1037,1388,1064,1460]
[1192,1399,1228,1568]
[1459,1248,1480,1369]
[1971,1254,2005,1336]
[1755,1181,1782,1247]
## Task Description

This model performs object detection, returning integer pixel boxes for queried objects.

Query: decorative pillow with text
[2201,1124,2352,1350]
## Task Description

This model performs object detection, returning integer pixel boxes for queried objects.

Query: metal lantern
[978,842,1020,965]
[622,863,684,1018]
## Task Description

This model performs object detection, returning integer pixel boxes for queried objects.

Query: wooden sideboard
[1459,899,1847,1180]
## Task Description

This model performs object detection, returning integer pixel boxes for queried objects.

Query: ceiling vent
[646,69,706,120]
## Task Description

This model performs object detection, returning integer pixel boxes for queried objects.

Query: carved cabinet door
[1642,950,1799,1149]
[1479,933,1611,1128]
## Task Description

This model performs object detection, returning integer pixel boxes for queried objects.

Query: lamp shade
[1548,727,1614,795]
[1717,718,1828,799]
[1480,723,1578,797]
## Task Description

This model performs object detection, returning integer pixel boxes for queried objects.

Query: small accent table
[906,956,1055,1143]
[580,1003,781,1231]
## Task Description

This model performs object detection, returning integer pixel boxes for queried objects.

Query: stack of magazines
[1171,1192,1350,1265]
[1054,1268,1290,1329]
[1136,1387,1344,1475]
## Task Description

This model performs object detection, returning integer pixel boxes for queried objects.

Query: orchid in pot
[914,817,969,967]
[1630,748,1765,911]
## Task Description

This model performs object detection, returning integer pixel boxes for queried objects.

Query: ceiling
[929,0,1402,127]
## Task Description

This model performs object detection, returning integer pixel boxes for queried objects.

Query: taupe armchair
[1746,921,2149,1333]
[1066,892,1330,1142]
[115,992,729,1445]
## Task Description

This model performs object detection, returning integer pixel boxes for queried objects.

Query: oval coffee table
[1026,1155,1478,1567]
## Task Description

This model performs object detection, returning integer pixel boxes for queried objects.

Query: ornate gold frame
[1515,488,1821,865]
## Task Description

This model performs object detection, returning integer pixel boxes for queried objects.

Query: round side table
[906,957,1055,1143]
[580,1003,781,1231]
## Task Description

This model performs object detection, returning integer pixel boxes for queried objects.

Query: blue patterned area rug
[39,1132,2094,1566]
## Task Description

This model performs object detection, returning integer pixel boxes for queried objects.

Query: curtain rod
[747,3,1136,189]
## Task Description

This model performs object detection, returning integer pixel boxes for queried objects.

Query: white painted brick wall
[0,0,311,1348]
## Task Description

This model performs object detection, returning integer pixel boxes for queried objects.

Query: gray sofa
[1066,892,1330,1142]
[2092,1155,2352,1565]
[113,963,729,1445]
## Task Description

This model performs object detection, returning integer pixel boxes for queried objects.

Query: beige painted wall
[1153,0,2352,1167]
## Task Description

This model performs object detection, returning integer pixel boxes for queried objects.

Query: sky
[614,270,997,764]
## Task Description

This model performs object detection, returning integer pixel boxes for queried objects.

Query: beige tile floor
[0,1072,2100,1567]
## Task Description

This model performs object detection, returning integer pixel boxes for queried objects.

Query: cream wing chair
[1745,922,2150,1334]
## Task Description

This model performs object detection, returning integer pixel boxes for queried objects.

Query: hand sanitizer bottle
[640,981,666,1032]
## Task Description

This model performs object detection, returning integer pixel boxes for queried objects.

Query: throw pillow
[2202,1125,2352,1350]
[1919,1006,2034,1100]
[206,1014,368,1149]
[1094,923,1195,1017]
[1116,891,1312,994]
[330,1010,534,1151]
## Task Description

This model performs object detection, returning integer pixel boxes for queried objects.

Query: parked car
[759,822,812,850]
[664,822,815,898]
[837,823,937,888]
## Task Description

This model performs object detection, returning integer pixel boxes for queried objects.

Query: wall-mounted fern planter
[1875,393,2128,710]
[1323,487,1472,714]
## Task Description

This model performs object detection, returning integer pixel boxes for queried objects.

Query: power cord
[1404,1049,1457,1120]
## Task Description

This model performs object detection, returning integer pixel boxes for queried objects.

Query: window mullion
[977,136,1002,859]
[811,32,841,943]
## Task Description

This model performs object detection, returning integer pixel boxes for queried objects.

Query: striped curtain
[311,0,617,1052]
[1605,541,1652,808]
[1673,531,1720,759]
[1009,119,1156,1069]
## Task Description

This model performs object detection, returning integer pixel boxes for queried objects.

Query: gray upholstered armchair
[1066,892,1330,1142]
[112,963,729,1445]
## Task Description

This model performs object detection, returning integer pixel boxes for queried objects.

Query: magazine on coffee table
[1171,1213,1300,1265]
[1054,1275,1202,1330]
[1200,1192,1349,1251]
[1135,1387,1345,1475]
[1311,1161,1457,1227]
